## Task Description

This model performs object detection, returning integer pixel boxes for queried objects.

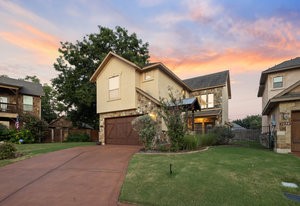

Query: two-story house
[183,71,231,134]
[258,57,300,153]
[90,52,231,145]
[0,76,44,128]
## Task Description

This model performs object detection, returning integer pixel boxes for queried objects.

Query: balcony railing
[0,103,18,113]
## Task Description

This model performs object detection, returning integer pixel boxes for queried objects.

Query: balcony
[0,103,18,118]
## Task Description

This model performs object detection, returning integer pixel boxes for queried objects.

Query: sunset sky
[1,0,300,120]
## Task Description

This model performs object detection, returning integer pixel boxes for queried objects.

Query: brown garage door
[291,111,300,152]
[105,116,141,145]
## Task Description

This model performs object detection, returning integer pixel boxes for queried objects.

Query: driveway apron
[0,145,140,206]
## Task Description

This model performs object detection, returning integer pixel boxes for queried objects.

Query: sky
[1,0,300,120]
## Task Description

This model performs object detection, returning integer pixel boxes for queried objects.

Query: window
[23,95,33,111]
[144,71,153,81]
[0,97,8,111]
[200,95,207,109]
[108,75,120,99]
[273,76,283,88]
[208,94,214,108]
[199,94,214,109]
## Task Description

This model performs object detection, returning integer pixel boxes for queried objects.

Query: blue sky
[1,0,300,120]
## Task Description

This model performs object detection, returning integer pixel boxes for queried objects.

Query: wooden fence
[43,128,99,143]
[231,129,261,142]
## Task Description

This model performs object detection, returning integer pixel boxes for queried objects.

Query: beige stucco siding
[222,83,229,123]
[96,57,136,114]
[157,70,186,99]
[140,69,159,99]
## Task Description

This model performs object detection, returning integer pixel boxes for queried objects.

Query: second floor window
[144,71,153,81]
[200,94,214,109]
[108,75,120,100]
[23,95,33,111]
[0,97,8,111]
[273,76,283,88]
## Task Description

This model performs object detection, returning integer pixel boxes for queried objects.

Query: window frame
[0,96,8,111]
[199,94,214,109]
[108,75,120,100]
[273,76,283,88]
[144,71,153,81]
[23,95,33,111]
[207,93,214,108]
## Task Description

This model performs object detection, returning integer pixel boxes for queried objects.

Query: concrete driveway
[0,145,140,206]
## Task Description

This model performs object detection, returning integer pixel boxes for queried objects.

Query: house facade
[258,57,300,153]
[0,76,43,129]
[90,52,231,145]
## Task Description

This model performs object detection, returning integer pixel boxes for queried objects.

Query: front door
[291,111,300,152]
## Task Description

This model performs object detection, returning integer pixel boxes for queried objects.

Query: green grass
[120,145,300,206]
[0,142,94,167]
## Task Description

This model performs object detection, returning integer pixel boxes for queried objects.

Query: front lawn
[0,142,94,167]
[120,145,300,206]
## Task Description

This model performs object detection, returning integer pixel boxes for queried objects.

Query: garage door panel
[105,116,141,145]
[291,111,300,152]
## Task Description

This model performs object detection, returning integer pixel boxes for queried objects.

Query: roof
[262,80,300,115]
[258,57,300,97]
[194,109,221,117]
[183,70,231,98]
[136,87,160,105]
[183,70,229,89]
[0,76,44,96]
[231,123,247,130]
[168,97,201,110]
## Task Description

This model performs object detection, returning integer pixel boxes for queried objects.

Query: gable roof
[183,70,231,98]
[262,80,300,115]
[90,51,141,82]
[258,57,300,97]
[0,76,44,96]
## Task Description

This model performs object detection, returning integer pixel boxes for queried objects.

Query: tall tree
[24,75,41,84]
[52,26,150,128]
[41,84,58,123]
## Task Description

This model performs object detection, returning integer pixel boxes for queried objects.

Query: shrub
[0,123,12,142]
[199,133,217,146]
[66,133,90,142]
[9,129,34,144]
[132,115,158,150]
[182,134,199,150]
[159,89,186,151]
[0,142,17,160]
[20,113,48,143]
[210,126,234,145]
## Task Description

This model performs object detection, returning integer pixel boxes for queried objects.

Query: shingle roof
[264,57,300,73]
[183,70,229,90]
[0,76,44,96]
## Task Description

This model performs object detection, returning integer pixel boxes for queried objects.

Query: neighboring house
[90,52,231,145]
[0,76,43,128]
[258,57,300,153]
[231,123,247,131]
[48,116,73,142]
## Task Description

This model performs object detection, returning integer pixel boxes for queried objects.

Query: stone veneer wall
[190,87,223,124]
[275,101,300,153]
[98,91,161,144]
